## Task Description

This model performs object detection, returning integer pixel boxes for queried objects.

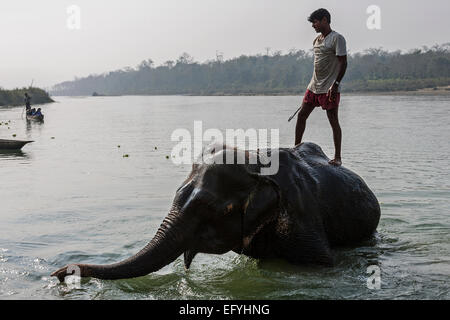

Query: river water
[0,95,449,299]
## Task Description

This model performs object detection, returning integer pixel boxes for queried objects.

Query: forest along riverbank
[0,88,54,107]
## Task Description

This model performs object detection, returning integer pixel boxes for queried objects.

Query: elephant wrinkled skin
[52,142,381,282]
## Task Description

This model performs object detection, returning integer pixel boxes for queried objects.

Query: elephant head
[51,148,282,282]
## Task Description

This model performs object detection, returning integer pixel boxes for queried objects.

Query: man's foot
[329,158,342,166]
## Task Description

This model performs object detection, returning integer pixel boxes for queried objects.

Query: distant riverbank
[51,44,450,97]
[0,87,54,107]
[80,85,450,98]
[357,85,450,95]
[193,86,450,96]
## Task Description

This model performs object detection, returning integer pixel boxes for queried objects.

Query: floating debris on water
[123,154,129,158]
[12,134,16,137]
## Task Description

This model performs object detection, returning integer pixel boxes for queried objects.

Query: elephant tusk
[184,250,197,270]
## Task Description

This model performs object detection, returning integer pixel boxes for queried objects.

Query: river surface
[0,95,449,299]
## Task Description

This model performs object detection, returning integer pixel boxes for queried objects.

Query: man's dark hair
[308,8,331,24]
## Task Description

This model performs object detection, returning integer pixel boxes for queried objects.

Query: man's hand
[328,55,347,102]
[327,82,339,102]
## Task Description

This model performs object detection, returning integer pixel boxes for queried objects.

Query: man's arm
[328,55,347,101]
[335,55,347,83]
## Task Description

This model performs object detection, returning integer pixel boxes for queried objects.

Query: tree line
[0,87,54,107]
[51,44,450,96]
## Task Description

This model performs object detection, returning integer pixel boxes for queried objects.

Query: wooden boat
[26,114,44,122]
[0,139,34,150]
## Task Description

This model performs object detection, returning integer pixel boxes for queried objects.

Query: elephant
[51,142,381,282]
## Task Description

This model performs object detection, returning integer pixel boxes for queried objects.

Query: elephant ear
[240,173,282,249]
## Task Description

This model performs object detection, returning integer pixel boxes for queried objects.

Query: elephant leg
[283,230,335,266]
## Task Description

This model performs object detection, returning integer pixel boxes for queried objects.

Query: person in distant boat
[30,108,36,115]
[24,93,31,114]
[34,108,42,117]
[294,8,347,166]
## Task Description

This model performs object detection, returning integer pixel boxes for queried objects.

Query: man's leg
[326,107,342,166]
[295,102,315,146]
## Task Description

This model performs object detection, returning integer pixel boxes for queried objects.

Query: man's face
[311,17,328,33]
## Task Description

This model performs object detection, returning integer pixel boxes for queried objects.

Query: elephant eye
[225,203,234,215]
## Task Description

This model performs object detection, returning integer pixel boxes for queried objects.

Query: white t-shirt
[307,30,347,94]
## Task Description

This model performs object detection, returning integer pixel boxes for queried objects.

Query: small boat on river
[26,114,44,122]
[0,139,34,150]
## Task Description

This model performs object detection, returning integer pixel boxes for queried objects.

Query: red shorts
[303,89,340,110]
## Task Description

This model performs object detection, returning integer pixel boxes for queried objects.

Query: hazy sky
[1,0,449,89]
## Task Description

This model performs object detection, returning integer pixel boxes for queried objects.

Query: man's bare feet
[329,158,342,166]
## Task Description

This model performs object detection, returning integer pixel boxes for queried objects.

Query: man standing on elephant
[295,8,347,166]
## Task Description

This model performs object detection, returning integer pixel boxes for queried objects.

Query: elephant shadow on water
[51,142,381,282]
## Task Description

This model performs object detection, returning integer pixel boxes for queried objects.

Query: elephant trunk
[71,212,190,280]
